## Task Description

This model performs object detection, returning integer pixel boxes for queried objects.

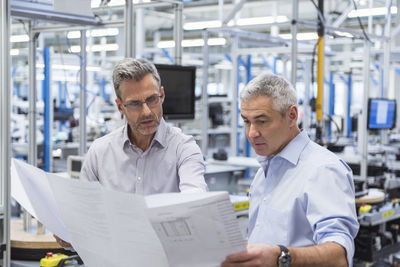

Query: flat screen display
[155,64,196,120]
[367,98,396,129]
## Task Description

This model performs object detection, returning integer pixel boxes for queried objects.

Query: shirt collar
[122,118,168,149]
[276,130,310,165]
[152,118,167,148]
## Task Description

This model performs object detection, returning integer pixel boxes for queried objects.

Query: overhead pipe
[316,0,324,142]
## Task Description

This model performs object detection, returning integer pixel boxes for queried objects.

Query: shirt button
[138,177,141,181]
[256,222,259,227]
[263,197,267,201]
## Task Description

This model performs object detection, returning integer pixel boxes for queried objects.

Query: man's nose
[248,124,260,138]
[141,102,152,115]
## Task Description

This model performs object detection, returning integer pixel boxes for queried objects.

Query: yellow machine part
[40,253,69,267]
[359,204,372,213]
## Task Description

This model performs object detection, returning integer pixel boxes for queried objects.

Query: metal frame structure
[0,0,11,265]
[199,0,398,185]
[201,28,289,156]
[3,1,185,260]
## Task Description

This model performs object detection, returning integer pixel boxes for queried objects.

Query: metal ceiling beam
[223,0,247,25]
[332,2,354,28]
[32,20,123,34]
[11,0,101,26]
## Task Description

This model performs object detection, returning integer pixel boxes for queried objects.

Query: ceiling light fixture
[10,34,29,43]
[157,38,226,48]
[67,28,119,39]
[348,6,397,18]
[36,63,101,72]
[279,32,318,40]
[70,43,119,52]
[184,16,289,30]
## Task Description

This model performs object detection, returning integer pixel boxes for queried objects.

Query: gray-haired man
[221,72,359,267]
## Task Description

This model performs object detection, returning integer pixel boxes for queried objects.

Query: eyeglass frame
[121,94,163,112]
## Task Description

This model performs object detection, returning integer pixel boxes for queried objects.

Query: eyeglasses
[122,94,162,111]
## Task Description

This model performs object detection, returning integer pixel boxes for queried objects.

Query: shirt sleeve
[176,136,208,193]
[305,163,359,267]
[80,141,99,182]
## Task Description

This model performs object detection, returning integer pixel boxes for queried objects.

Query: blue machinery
[42,47,51,172]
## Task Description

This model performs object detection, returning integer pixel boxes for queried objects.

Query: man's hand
[221,244,281,267]
[53,234,73,249]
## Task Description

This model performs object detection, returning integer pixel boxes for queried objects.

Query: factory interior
[3,0,400,266]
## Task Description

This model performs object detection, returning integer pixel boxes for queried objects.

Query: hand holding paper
[11,158,246,267]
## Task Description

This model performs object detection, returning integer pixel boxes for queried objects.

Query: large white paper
[146,192,245,267]
[12,159,246,267]
[47,175,169,267]
[11,159,71,241]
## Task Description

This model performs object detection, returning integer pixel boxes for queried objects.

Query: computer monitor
[67,155,84,179]
[367,98,396,130]
[155,64,196,120]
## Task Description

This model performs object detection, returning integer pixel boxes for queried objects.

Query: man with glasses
[54,58,207,248]
[81,57,208,194]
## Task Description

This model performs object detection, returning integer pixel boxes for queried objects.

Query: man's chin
[138,126,157,136]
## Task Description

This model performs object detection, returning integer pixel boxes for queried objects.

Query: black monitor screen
[155,64,196,120]
[71,160,82,172]
[367,98,396,129]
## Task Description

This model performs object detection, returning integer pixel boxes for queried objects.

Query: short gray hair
[240,72,297,116]
[112,58,161,98]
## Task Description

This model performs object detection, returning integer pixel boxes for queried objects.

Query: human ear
[287,105,298,125]
[160,86,165,104]
[115,97,125,115]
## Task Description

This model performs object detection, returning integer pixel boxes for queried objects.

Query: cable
[350,0,372,43]
[311,38,320,86]
[17,19,29,36]
[324,113,342,145]
[309,0,326,26]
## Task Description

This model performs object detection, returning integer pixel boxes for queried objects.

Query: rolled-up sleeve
[80,142,99,182]
[176,136,208,193]
[306,164,359,267]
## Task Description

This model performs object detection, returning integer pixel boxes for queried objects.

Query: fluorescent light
[184,20,222,30]
[70,43,119,52]
[67,28,119,39]
[10,49,19,56]
[10,34,29,43]
[182,39,205,47]
[279,32,318,40]
[348,6,397,18]
[237,16,288,26]
[157,41,175,48]
[207,38,226,46]
[334,31,354,38]
[157,38,226,48]
[36,63,101,72]
[67,31,81,39]
[184,16,289,30]
[91,0,150,8]
[91,28,119,37]
[91,43,118,52]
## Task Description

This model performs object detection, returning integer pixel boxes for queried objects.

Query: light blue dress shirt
[80,118,208,195]
[248,130,359,266]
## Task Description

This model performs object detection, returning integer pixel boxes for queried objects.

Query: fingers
[225,250,254,263]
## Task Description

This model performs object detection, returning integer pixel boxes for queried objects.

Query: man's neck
[128,126,155,151]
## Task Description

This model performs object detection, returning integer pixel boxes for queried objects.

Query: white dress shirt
[248,130,359,266]
[80,118,208,195]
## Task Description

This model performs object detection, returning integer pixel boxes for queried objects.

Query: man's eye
[130,101,141,107]
[147,96,156,103]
